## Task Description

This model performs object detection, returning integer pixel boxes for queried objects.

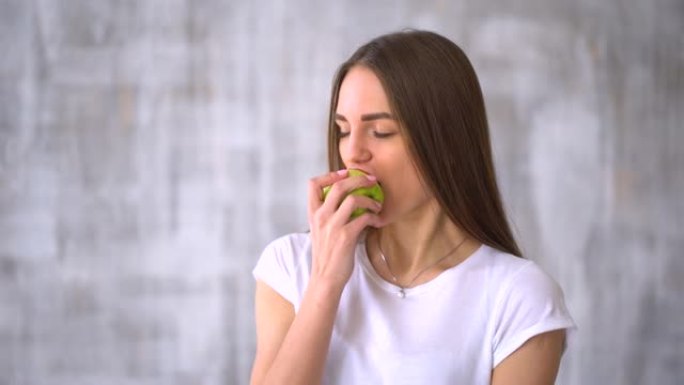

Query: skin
[251,65,565,385]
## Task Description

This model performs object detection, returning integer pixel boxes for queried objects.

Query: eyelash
[337,129,395,139]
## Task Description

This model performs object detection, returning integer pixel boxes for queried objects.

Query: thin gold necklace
[378,234,468,298]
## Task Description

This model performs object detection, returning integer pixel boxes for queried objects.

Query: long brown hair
[327,30,522,257]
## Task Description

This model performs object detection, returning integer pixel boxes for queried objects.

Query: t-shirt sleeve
[252,235,300,305]
[492,261,576,367]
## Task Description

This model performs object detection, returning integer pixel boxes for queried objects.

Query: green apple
[322,169,384,218]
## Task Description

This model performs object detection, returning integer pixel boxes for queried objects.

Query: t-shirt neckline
[356,236,487,298]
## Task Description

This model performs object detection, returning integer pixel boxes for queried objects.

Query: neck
[370,201,474,277]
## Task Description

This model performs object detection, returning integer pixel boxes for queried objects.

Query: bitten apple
[322,169,384,218]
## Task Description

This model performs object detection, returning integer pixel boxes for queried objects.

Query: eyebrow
[334,112,396,122]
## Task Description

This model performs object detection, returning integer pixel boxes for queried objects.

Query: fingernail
[366,174,377,181]
[337,169,348,175]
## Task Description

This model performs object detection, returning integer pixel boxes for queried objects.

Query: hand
[307,169,383,290]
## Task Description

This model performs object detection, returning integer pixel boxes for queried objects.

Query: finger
[345,210,383,237]
[329,194,383,228]
[319,173,379,215]
[307,169,349,218]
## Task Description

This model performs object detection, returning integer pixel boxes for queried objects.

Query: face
[335,65,435,223]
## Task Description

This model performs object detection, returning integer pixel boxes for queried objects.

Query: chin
[375,209,393,226]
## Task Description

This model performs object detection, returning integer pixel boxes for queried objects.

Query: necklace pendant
[397,288,406,298]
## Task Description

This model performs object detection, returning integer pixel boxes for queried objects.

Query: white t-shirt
[253,232,576,385]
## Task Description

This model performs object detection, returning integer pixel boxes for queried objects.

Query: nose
[340,129,371,166]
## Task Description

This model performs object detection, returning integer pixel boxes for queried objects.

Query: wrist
[305,278,345,307]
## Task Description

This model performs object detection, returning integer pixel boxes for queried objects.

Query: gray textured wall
[1,0,682,384]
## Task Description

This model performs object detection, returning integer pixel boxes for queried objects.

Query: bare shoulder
[491,329,566,385]
[250,281,295,385]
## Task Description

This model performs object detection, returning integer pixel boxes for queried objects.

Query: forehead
[336,66,392,116]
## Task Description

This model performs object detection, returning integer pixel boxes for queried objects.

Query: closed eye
[373,131,396,139]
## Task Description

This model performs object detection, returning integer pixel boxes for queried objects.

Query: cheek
[385,165,427,202]
[399,162,431,199]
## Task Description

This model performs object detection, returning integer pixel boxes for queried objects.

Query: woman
[251,30,575,385]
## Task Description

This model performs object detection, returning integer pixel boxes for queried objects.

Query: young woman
[251,30,575,385]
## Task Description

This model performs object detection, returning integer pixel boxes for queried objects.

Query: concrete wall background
[1,0,682,384]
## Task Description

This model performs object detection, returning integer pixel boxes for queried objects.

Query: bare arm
[491,329,566,385]
[250,281,295,385]
[250,280,343,385]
